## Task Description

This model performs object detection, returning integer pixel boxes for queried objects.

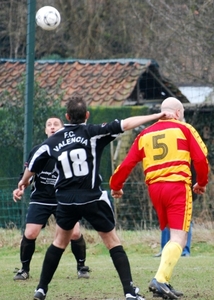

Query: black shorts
[26,203,57,226]
[56,191,115,232]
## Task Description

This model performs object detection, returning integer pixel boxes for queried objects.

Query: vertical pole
[23,0,36,163]
[22,0,36,232]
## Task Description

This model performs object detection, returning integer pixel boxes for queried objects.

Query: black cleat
[33,288,46,300]
[167,284,183,297]
[13,269,29,281]
[126,283,146,300]
[77,266,91,279]
[153,283,183,298]
[149,278,179,299]
[126,293,146,300]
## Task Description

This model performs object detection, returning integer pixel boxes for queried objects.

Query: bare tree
[0,0,26,58]
[1,0,214,86]
[129,0,214,84]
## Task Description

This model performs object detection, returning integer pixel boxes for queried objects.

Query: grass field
[1,224,214,300]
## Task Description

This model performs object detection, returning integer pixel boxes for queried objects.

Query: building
[0,58,189,107]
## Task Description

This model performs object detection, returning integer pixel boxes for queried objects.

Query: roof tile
[74,61,85,71]
[0,59,189,107]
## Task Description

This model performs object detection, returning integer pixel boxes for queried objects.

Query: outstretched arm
[122,112,174,131]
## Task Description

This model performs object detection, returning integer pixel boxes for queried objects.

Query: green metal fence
[0,176,211,231]
[1,105,214,230]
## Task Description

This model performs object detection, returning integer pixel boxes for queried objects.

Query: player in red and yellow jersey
[110,97,209,299]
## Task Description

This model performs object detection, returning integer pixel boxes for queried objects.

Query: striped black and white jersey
[28,120,124,204]
[24,145,58,205]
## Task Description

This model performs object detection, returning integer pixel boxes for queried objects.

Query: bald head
[161,97,184,121]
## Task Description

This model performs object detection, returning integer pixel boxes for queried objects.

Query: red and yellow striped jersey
[110,119,209,190]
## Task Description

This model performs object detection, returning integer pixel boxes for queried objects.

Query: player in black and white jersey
[15,97,173,300]
[13,117,89,281]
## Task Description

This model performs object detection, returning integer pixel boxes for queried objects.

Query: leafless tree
[1,0,214,86]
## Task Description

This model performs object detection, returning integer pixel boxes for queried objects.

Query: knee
[24,230,39,240]
[99,230,121,250]
[70,230,81,240]
[24,227,40,240]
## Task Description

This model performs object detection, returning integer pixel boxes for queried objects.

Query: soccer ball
[36,6,61,31]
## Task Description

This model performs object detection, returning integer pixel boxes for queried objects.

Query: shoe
[34,288,46,300]
[181,253,190,257]
[126,294,146,300]
[149,278,179,299]
[167,284,183,297]
[13,269,29,280]
[153,283,183,298]
[126,285,146,300]
[77,266,91,279]
[153,251,162,257]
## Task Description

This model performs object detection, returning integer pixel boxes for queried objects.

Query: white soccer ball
[36,6,61,31]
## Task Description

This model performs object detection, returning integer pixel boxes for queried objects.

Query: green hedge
[1,101,214,229]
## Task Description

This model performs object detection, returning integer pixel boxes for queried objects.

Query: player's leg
[161,227,170,250]
[14,204,52,281]
[13,223,43,280]
[70,222,90,278]
[98,228,145,300]
[150,228,186,298]
[53,205,89,278]
[34,203,78,300]
[148,182,191,299]
[160,229,187,278]
[34,224,72,300]
[182,221,192,256]
[158,182,191,283]
[83,194,145,300]
[154,227,170,257]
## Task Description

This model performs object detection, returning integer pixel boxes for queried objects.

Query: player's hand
[158,112,176,119]
[13,186,25,202]
[193,183,206,195]
[111,189,123,198]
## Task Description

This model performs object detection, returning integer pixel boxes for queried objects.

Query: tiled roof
[0,58,189,107]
